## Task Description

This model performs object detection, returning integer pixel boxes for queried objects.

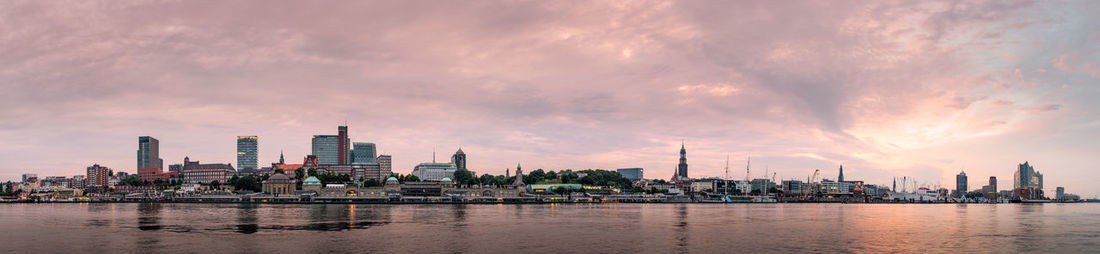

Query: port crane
[802,169,820,201]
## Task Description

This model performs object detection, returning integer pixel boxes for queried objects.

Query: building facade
[351,142,377,164]
[180,157,236,184]
[412,162,458,181]
[137,136,163,170]
[311,135,340,165]
[1013,161,1043,191]
[236,136,258,172]
[262,174,295,196]
[377,155,392,176]
[337,126,349,165]
[617,168,644,181]
[451,148,466,170]
[955,171,968,198]
[86,164,110,187]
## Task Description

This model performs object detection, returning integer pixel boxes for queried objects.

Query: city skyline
[1,1,1099,197]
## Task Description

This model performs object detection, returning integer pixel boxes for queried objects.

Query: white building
[412,162,457,181]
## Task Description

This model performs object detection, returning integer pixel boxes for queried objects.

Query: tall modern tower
[1013,161,1043,190]
[337,126,349,165]
[956,171,967,197]
[236,136,258,171]
[311,135,340,165]
[451,148,466,170]
[137,136,163,170]
[838,165,845,182]
[677,142,688,178]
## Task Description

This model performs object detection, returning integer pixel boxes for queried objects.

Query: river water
[0,203,1097,253]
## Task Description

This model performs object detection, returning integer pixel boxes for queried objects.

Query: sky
[1,0,1098,196]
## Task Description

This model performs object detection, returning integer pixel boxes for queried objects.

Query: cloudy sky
[1,0,1098,196]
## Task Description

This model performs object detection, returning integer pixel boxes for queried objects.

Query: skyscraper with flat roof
[352,142,376,164]
[312,135,340,165]
[237,136,258,171]
[138,136,163,170]
[338,126,349,165]
[956,171,967,197]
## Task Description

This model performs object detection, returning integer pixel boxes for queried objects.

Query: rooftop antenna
[432,147,436,163]
[745,157,751,183]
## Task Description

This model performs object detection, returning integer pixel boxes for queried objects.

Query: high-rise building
[377,154,392,177]
[21,173,37,182]
[617,168,644,181]
[311,135,340,165]
[352,142,377,164]
[838,165,845,182]
[1013,161,1043,190]
[236,136,258,171]
[337,126,349,165]
[677,142,689,178]
[956,171,967,197]
[1056,187,1065,200]
[451,148,466,170]
[86,164,110,187]
[137,136,163,170]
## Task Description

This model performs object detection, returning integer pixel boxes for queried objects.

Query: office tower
[677,142,688,178]
[956,171,967,197]
[989,176,997,193]
[137,136,163,170]
[86,164,110,187]
[311,135,340,165]
[236,136,258,171]
[617,168,644,181]
[352,142,377,164]
[451,148,466,170]
[338,126,349,165]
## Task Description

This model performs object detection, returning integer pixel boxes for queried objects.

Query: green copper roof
[386,176,399,182]
[303,176,321,185]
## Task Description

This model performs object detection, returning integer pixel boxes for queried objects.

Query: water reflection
[235,204,259,234]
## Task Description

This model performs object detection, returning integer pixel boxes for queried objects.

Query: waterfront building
[451,148,466,170]
[676,142,689,178]
[236,136,258,172]
[69,175,85,190]
[617,168,644,181]
[351,142,377,164]
[1056,187,1065,200]
[412,162,457,181]
[513,164,525,186]
[527,184,583,193]
[955,171,968,198]
[137,136,163,170]
[1013,161,1043,198]
[262,174,294,196]
[168,164,182,172]
[337,126,349,165]
[819,180,852,195]
[311,135,340,165]
[86,164,110,187]
[180,157,236,184]
[782,180,805,195]
[302,176,322,193]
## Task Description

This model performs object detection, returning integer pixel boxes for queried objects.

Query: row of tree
[450,168,635,190]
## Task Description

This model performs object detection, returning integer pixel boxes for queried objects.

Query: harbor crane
[802,169,820,201]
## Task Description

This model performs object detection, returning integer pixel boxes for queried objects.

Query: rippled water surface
[1,203,1098,253]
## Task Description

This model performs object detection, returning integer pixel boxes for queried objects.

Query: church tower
[677,141,689,178]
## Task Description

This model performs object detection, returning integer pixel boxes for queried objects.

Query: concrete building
[236,136,258,172]
[180,157,236,184]
[302,176,322,193]
[412,162,457,181]
[377,155,392,176]
[21,173,37,183]
[782,180,805,195]
[351,142,376,164]
[138,167,178,182]
[138,136,163,170]
[262,174,295,196]
[86,164,110,187]
[617,168,644,181]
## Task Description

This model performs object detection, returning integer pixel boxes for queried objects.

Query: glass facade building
[312,135,340,165]
[352,142,376,164]
[616,168,644,181]
[236,136,258,171]
[137,136,163,170]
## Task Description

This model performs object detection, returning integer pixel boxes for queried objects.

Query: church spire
[279,150,285,164]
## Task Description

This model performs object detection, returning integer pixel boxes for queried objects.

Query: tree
[560,170,579,184]
[274,169,286,175]
[307,168,318,178]
[364,179,380,187]
[554,186,571,196]
[295,168,305,181]
[525,169,546,184]
[545,171,558,181]
[210,180,221,190]
[454,168,476,187]
[404,174,420,182]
